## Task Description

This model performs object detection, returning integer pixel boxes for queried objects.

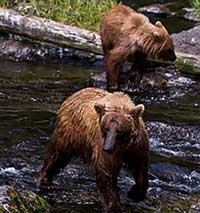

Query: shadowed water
[0,59,199,212]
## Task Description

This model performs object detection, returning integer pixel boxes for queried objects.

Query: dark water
[0,59,199,212]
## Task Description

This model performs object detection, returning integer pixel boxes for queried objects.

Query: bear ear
[155,21,163,28]
[130,104,145,117]
[94,103,105,117]
[153,31,161,41]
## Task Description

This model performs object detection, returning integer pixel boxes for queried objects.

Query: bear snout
[103,131,117,154]
[103,146,114,154]
[169,51,176,61]
[159,49,177,62]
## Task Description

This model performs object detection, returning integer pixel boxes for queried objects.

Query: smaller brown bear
[38,87,149,212]
[100,4,176,91]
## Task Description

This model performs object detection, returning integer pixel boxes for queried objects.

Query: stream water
[0,0,200,212]
[0,58,199,212]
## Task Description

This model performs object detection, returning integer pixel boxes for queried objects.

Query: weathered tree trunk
[0,8,102,55]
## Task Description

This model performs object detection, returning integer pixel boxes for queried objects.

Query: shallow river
[0,58,199,212]
[0,0,200,212]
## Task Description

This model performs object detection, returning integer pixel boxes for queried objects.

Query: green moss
[176,58,200,76]
[190,0,200,21]
[0,0,119,31]
[5,188,50,213]
[8,189,27,213]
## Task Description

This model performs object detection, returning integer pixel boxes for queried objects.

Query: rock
[140,190,200,212]
[138,4,174,17]
[89,64,196,97]
[0,35,103,65]
[0,185,50,213]
[171,25,200,75]
[183,8,199,22]
[138,3,199,23]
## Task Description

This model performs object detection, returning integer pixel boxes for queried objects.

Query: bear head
[94,103,144,154]
[137,21,176,62]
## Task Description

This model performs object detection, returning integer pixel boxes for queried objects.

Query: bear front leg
[104,53,120,92]
[128,53,147,88]
[105,46,130,92]
[96,167,122,212]
[127,155,148,202]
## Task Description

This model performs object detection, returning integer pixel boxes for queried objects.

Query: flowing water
[0,58,199,212]
[0,0,200,212]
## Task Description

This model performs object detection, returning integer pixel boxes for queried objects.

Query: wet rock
[138,3,198,23]
[138,3,174,17]
[0,34,103,65]
[183,8,199,22]
[0,185,50,213]
[141,190,200,212]
[89,64,199,102]
[171,25,200,75]
[172,25,200,56]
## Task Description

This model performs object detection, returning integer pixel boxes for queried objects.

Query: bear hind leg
[37,151,71,187]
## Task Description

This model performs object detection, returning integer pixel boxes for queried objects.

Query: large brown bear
[37,87,149,212]
[100,4,176,91]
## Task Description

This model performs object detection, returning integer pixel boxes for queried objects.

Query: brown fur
[100,4,176,91]
[38,87,149,212]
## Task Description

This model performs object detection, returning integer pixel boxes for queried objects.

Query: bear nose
[170,52,176,61]
[103,146,114,154]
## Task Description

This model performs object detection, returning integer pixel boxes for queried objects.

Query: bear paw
[127,185,146,202]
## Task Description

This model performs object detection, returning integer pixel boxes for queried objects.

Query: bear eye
[102,126,109,132]
[117,129,124,136]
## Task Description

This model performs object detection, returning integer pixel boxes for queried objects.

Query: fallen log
[0,8,102,55]
[0,8,199,75]
[175,51,200,76]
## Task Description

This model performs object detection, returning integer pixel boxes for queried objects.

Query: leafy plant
[0,0,119,31]
[191,0,200,20]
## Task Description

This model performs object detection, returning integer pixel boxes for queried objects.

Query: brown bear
[37,87,149,212]
[100,4,176,91]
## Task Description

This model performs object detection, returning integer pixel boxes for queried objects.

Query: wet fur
[38,87,149,212]
[100,4,176,90]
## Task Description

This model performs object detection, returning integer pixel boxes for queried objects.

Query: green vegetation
[0,186,50,213]
[0,0,119,31]
[191,0,200,20]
